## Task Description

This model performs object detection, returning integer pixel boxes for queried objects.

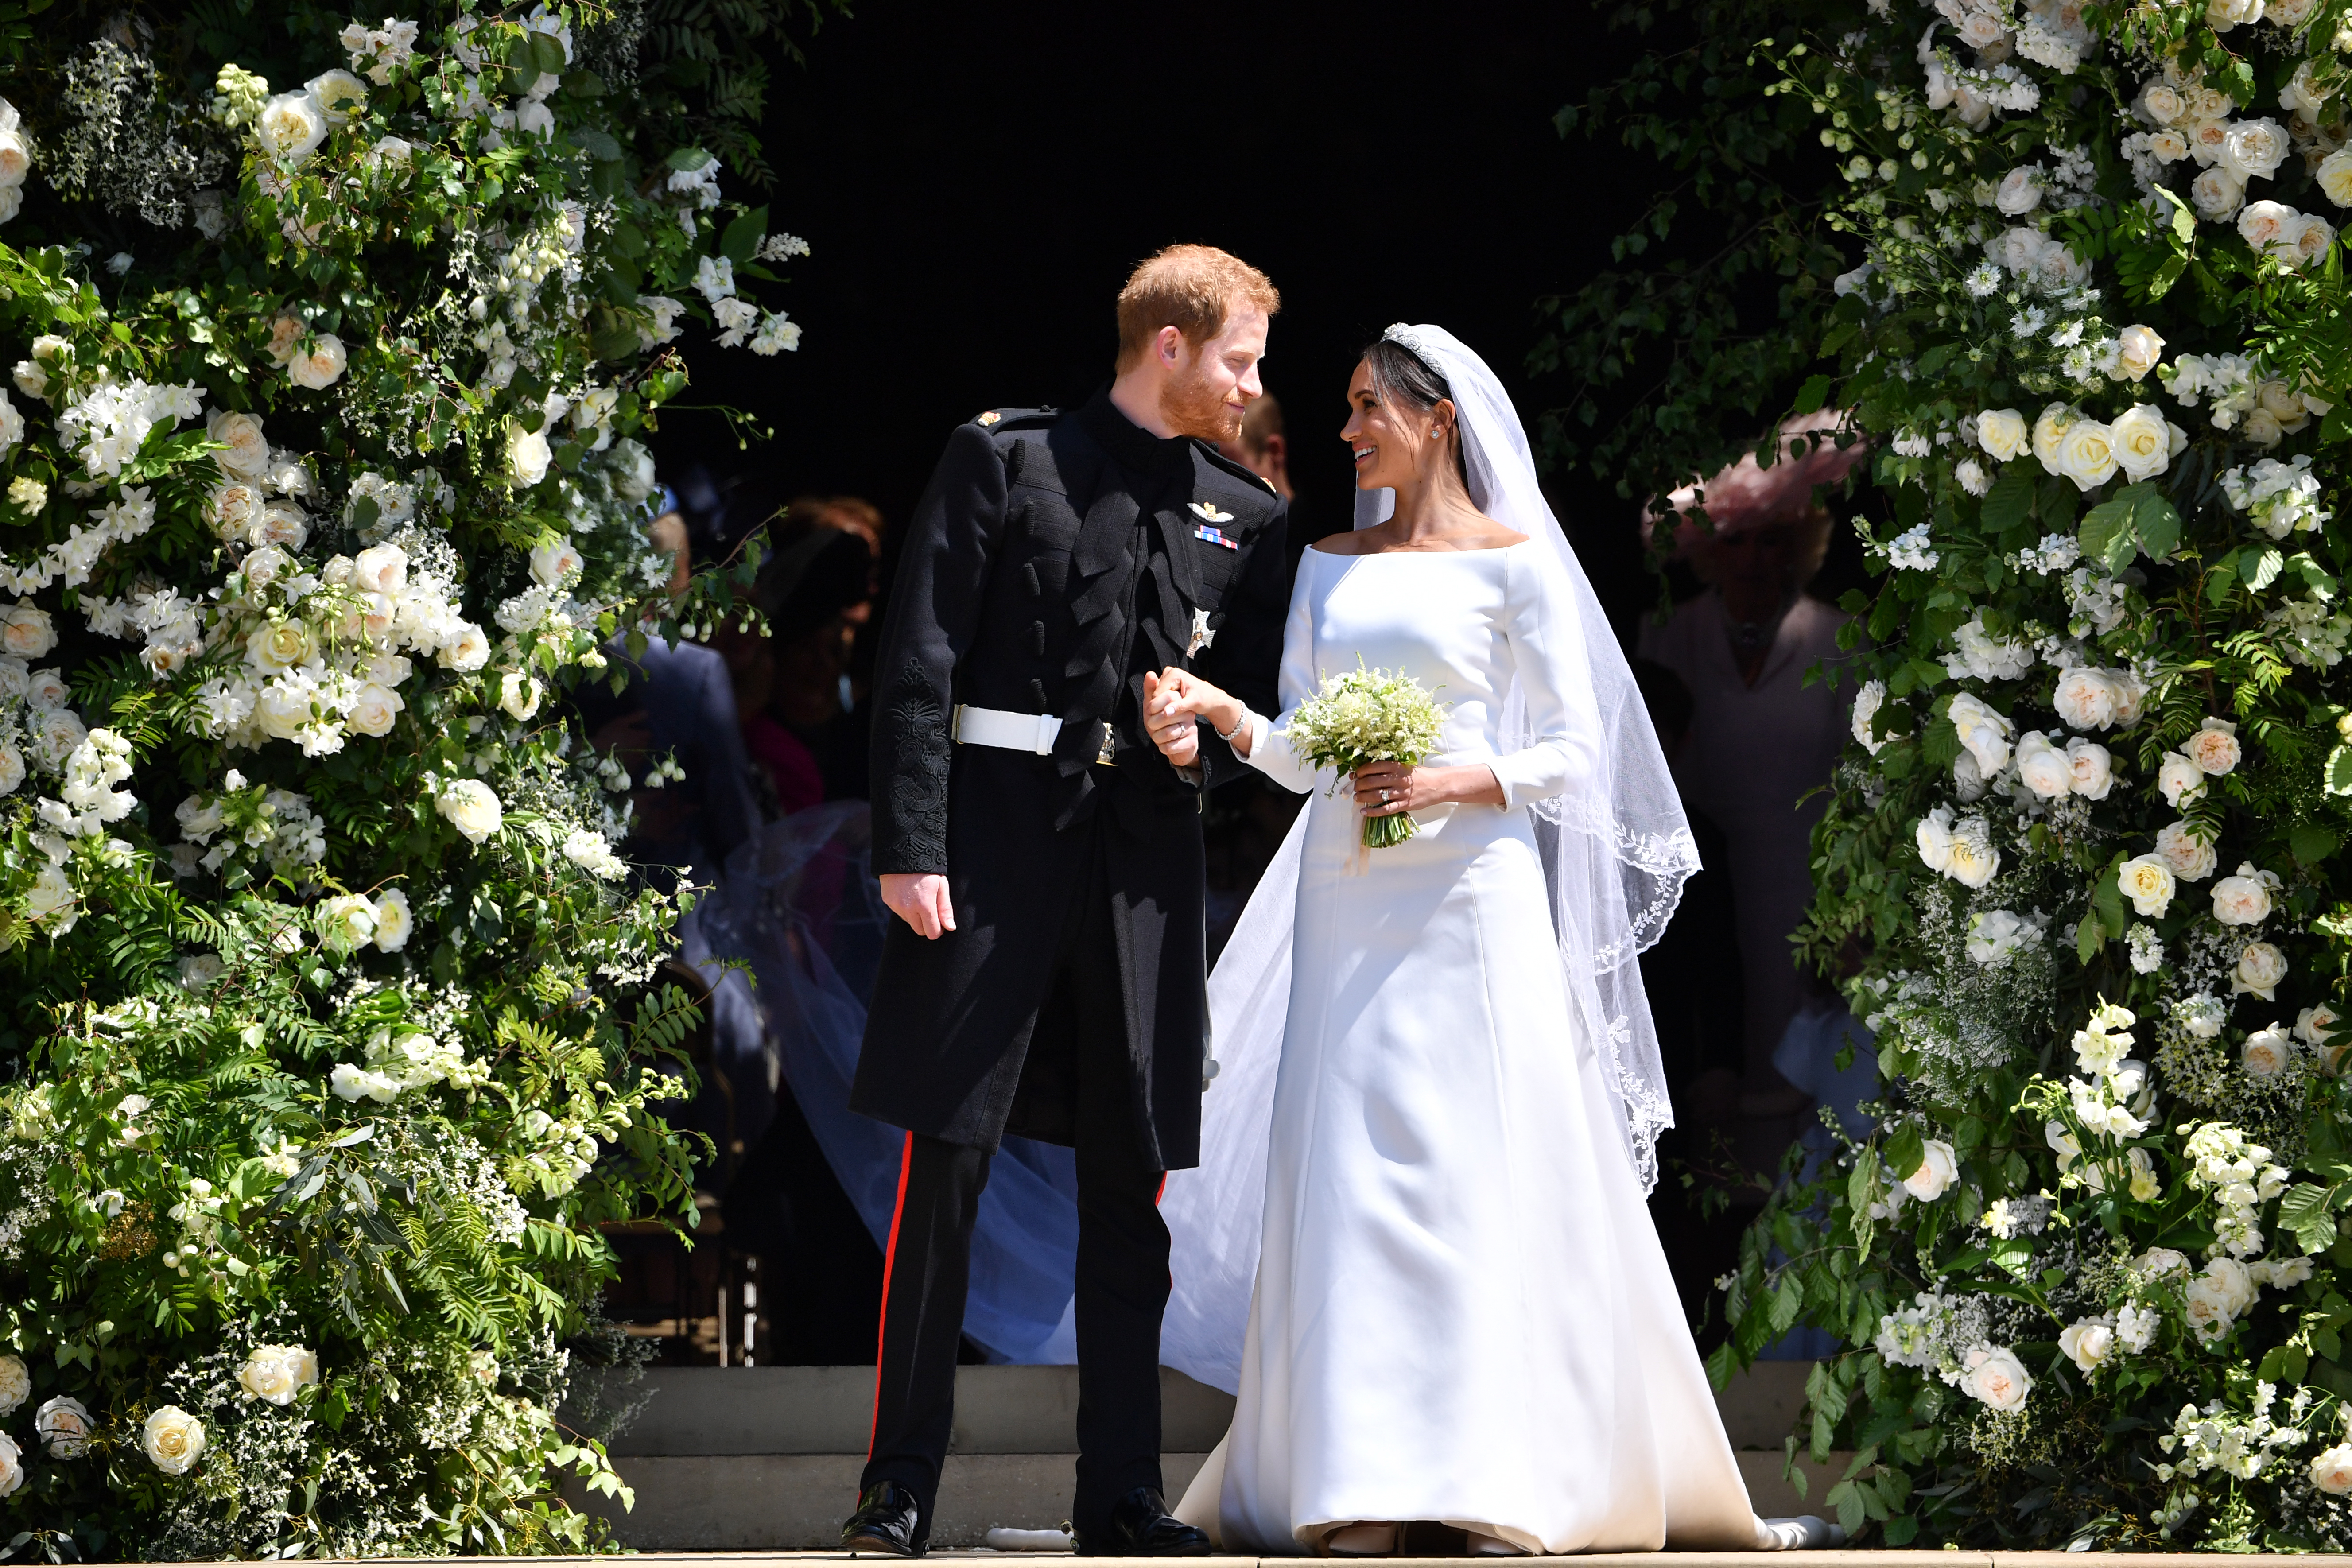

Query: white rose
[2212,862,2275,926]
[2141,82,2187,123]
[2154,821,2216,880]
[1851,679,1888,754]
[1976,407,2029,461]
[2015,730,2073,798]
[2184,1273,2236,1338]
[238,1343,320,1406]
[2118,855,2177,917]
[0,743,23,796]
[2057,419,2118,492]
[34,1394,92,1458]
[0,1432,17,1498]
[345,682,403,737]
[1944,817,2001,888]
[2136,1246,2190,1277]
[1916,808,1956,874]
[2109,404,2171,483]
[2032,403,2076,472]
[254,681,315,742]
[207,409,270,480]
[1995,166,2043,215]
[438,621,490,672]
[352,543,408,595]
[2239,198,2303,259]
[247,620,315,673]
[506,424,553,488]
[207,481,264,541]
[2320,147,2352,208]
[305,69,367,123]
[320,893,378,950]
[1902,1137,1960,1201]
[1,601,54,659]
[2236,941,2289,999]
[2052,665,2121,731]
[2066,737,2115,799]
[2187,716,2240,775]
[2058,1318,2116,1374]
[257,90,330,166]
[497,671,542,721]
[2314,1445,2352,1495]
[2111,325,2166,382]
[436,778,504,843]
[371,887,413,952]
[2297,1001,2341,1049]
[2208,1256,2258,1315]
[2192,165,2246,221]
[1947,692,2014,776]
[2157,751,2205,808]
[141,1405,207,1475]
[1962,1346,2032,1411]
[2222,117,2290,181]
[287,332,347,389]
[529,536,583,586]
[2243,1022,2295,1075]
[0,1354,25,1413]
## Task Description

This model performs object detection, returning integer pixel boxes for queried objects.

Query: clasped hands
[1143,668,1503,818]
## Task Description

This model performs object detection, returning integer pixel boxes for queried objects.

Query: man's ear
[1263,433,1287,470]
[1155,324,1186,369]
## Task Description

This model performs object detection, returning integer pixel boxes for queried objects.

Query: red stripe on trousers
[868,1130,916,1459]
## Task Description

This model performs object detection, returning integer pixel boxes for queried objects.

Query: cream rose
[2298,1001,2342,1052]
[1,601,55,659]
[2320,147,2352,208]
[2052,665,2120,731]
[2154,821,2216,880]
[2031,403,2076,473]
[2242,1023,2295,1075]
[2314,1445,2352,1495]
[2141,82,2186,123]
[529,536,583,585]
[1947,691,2014,775]
[1944,817,2001,889]
[2212,862,2275,926]
[345,682,403,737]
[1902,1137,1960,1200]
[2158,751,2206,808]
[2109,403,2171,482]
[506,424,553,488]
[2057,419,2118,492]
[2243,406,2286,447]
[372,887,413,952]
[247,620,316,673]
[237,1343,320,1406]
[287,332,347,389]
[2236,941,2289,999]
[2184,1273,2237,1338]
[1962,1346,2032,1411]
[436,779,504,844]
[0,743,24,796]
[352,543,408,595]
[257,90,330,166]
[497,671,543,721]
[1975,406,2029,462]
[0,1432,18,1498]
[2066,737,2115,799]
[320,894,378,951]
[2112,325,2166,381]
[2222,117,2290,181]
[2058,1318,2116,1374]
[207,408,270,480]
[2239,198,2302,259]
[142,1405,207,1475]
[34,1394,92,1458]
[2192,164,2246,221]
[2188,717,2240,775]
[2118,854,2177,917]
[2015,730,2073,798]
[0,1354,26,1413]
[207,481,264,540]
[256,500,310,551]
[438,621,490,672]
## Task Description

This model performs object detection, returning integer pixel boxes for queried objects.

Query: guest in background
[1217,392,1293,501]
[1636,413,1865,1160]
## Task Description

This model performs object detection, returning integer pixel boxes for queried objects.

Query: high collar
[1079,385,1198,478]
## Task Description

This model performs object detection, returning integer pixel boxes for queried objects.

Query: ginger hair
[1114,244,1280,373]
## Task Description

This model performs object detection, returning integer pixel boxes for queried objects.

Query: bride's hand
[1144,668,1249,765]
[1353,760,1506,816]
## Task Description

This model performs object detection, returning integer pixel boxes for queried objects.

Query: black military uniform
[850,388,1287,1549]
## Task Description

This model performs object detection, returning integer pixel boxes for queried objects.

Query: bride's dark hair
[1360,337,1470,487]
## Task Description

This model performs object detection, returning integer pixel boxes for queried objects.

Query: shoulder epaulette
[971,406,1058,433]
[1194,439,1281,498]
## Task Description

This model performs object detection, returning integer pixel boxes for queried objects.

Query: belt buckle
[1095,720,1117,767]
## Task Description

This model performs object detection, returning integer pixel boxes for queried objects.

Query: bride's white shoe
[1320,1523,1400,1556]
[1757,1514,1848,1549]
[1465,1529,1528,1555]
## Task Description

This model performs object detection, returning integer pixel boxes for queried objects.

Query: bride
[1139,325,1837,1556]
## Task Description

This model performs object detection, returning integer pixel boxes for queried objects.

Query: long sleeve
[1488,544,1607,811]
[1190,497,1290,792]
[1241,563,1327,796]
[866,424,1008,874]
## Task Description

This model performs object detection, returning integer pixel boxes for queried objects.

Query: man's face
[1158,301,1269,445]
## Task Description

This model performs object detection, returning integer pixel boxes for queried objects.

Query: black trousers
[859,828,1172,1541]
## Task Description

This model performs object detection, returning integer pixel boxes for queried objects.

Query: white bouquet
[1287,663,1448,849]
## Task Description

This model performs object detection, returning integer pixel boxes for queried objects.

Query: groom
[843,245,1291,1557]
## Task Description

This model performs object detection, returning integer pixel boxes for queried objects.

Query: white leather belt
[952,704,1062,755]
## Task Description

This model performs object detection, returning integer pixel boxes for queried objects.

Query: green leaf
[2247,546,2285,591]
[530,30,568,78]
[720,205,769,264]
[2282,1182,2341,1254]
[2327,744,2352,796]
[2207,549,2242,606]
[1885,1123,1925,1180]
[1979,459,2036,535]
[2131,486,2182,559]
[574,128,622,162]
[2079,491,2138,573]
[1792,373,1833,416]
[2295,823,2342,866]
[667,145,715,171]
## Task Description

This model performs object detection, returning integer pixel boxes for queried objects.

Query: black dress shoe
[841,1480,925,1556]
[1077,1486,1212,1556]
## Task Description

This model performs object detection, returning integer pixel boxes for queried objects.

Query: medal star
[1188,501,1235,524]
[1187,608,1216,657]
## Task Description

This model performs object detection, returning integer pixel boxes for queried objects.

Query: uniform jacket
[852,389,1289,1166]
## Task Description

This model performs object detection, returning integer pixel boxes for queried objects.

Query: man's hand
[1145,668,1250,764]
[881,873,956,939]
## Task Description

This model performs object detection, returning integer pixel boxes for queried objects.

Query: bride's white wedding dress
[1176,539,1768,1554]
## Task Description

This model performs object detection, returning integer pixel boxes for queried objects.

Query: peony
[2052,665,2121,730]
[2153,821,2216,880]
[2015,730,2073,798]
[237,1343,320,1406]
[2235,941,2289,999]
[2212,862,2275,926]
[2057,418,2118,491]
[0,600,54,659]
[2112,324,2165,380]
[34,1394,92,1458]
[0,1354,25,1413]
[2158,751,2205,808]
[345,682,403,737]
[371,887,412,952]
[1962,1346,2032,1411]
[506,424,552,488]
[2314,1445,2352,1495]
[436,779,504,843]
[287,332,346,389]
[2109,404,2170,482]
[2058,1318,2116,1374]
[2242,1023,2295,1075]
[142,1405,207,1474]
[1976,407,2029,460]
[256,90,330,166]
[2117,854,2177,917]
[2066,737,2115,799]
[2187,717,2240,775]
[1902,1138,1960,1201]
